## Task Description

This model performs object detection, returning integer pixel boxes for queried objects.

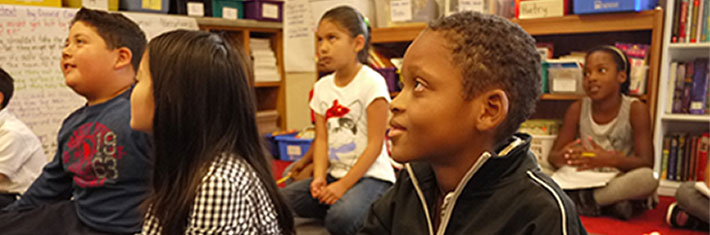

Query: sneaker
[566,189,601,217]
[606,200,634,220]
[667,202,710,230]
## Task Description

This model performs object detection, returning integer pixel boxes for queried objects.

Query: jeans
[281,175,392,235]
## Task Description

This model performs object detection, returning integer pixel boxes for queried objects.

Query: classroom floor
[271,160,709,235]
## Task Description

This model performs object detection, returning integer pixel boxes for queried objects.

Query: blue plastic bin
[274,135,313,161]
[573,0,657,14]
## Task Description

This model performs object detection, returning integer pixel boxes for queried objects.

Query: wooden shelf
[661,114,710,122]
[657,179,682,196]
[194,17,282,30]
[371,10,662,43]
[254,81,281,88]
[540,94,583,100]
[668,42,710,49]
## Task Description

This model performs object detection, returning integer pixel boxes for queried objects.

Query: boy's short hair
[0,68,14,109]
[71,8,146,71]
[428,11,541,143]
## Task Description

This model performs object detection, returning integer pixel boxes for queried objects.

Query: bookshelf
[371,9,663,121]
[196,17,286,131]
[652,0,710,196]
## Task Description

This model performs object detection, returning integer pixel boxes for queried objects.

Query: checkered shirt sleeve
[141,154,283,235]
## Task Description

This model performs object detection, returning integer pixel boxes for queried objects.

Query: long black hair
[585,45,631,95]
[320,6,371,64]
[142,30,294,234]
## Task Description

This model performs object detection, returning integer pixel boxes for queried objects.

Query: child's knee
[324,209,362,235]
[627,167,658,194]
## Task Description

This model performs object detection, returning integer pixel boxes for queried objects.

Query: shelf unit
[196,17,286,131]
[371,9,663,121]
[652,0,710,196]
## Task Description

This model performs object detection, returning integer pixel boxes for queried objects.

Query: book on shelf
[691,58,709,114]
[668,58,710,114]
[662,132,710,182]
[698,133,709,181]
[662,136,671,179]
[671,0,710,43]
[669,134,679,181]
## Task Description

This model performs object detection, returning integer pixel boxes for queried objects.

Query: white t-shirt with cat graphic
[309,65,396,183]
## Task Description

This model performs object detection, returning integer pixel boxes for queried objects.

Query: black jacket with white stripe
[359,134,587,235]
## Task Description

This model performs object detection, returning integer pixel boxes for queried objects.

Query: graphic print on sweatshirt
[322,99,363,168]
[62,122,125,188]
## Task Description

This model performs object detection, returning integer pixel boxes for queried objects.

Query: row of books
[661,132,709,182]
[665,58,710,114]
[671,0,710,43]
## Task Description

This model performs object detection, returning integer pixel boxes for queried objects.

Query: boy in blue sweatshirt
[0,8,151,234]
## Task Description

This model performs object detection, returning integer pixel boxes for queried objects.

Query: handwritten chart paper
[0,4,197,158]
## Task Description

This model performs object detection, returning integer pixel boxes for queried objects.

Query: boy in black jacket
[359,12,587,235]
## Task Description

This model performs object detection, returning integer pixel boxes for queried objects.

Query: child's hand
[310,177,326,198]
[568,137,618,171]
[560,139,584,160]
[317,180,348,205]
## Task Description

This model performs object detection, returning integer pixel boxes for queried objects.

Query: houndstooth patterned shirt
[141,153,283,235]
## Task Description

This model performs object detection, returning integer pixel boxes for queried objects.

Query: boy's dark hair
[585,45,631,95]
[321,6,371,64]
[0,68,14,109]
[428,11,542,144]
[71,8,146,71]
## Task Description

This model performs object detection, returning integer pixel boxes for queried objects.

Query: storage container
[376,0,439,27]
[170,0,214,16]
[573,0,658,14]
[530,134,557,175]
[120,0,169,13]
[547,59,584,94]
[243,0,283,21]
[213,0,243,18]
[0,0,60,7]
[516,0,569,19]
[275,135,313,161]
[63,0,118,10]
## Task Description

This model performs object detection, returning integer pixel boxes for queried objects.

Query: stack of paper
[551,166,619,190]
[250,38,280,82]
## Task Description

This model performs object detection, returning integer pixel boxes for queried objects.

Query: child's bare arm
[549,101,582,168]
[310,113,329,197]
[612,101,654,171]
[318,98,388,205]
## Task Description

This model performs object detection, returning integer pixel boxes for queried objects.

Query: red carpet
[580,196,708,235]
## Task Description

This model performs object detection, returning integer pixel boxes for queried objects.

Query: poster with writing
[284,0,316,72]
[0,4,197,159]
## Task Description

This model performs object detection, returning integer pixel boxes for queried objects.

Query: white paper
[82,0,108,11]
[459,0,484,12]
[518,0,565,19]
[551,166,619,190]
[390,0,412,22]
[283,0,316,72]
[223,7,238,20]
[0,5,199,158]
[187,2,204,17]
[553,79,577,92]
[263,3,279,19]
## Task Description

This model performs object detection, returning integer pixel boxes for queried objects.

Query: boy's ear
[474,89,509,132]
[114,47,133,71]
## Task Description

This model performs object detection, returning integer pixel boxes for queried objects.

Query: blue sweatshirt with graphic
[3,89,152,234]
